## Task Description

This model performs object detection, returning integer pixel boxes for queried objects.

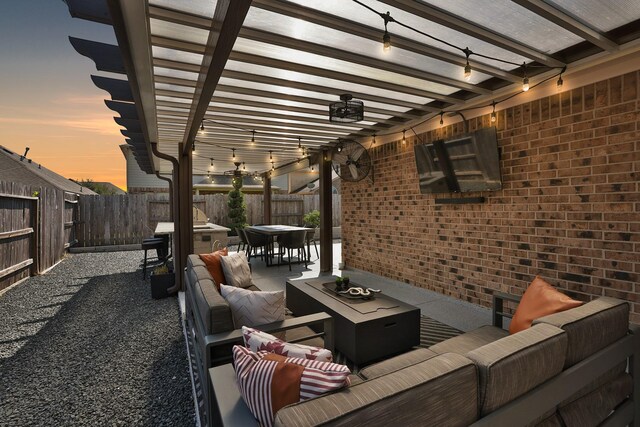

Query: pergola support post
[263,173,272,225]
[319,149,333,273]
[177,142,193,291]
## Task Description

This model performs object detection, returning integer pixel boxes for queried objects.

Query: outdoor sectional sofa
[185,255,639,426]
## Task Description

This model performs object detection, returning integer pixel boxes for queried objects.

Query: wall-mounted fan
[332,139,373,182]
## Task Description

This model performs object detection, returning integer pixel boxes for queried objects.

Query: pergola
[65,0,640,289]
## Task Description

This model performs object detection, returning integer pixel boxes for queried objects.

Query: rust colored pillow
[199,248,228,291]
[509,276,583,334]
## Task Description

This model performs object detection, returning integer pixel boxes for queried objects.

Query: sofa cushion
[558,372,632,427]
[187,256,234,335]
[533,297,629,368]
[510,276,582,334]
[359,348,437,380]
[274,353,479,427]
[242,326,333,362]
[220,284,285,329]
[233,346,351,427]
[199,248,228,291]
[220,251,252,288]
[430,325,508,355]
[534,413,563,427]
[466,323,567,416]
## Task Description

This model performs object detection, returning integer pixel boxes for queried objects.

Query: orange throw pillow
[509,276,582,334]
[199,248,228,291]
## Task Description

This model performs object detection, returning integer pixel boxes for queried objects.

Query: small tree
[228,175,247,231]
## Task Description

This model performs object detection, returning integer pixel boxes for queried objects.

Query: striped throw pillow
[242,326,333,362]
[233,345,351,427]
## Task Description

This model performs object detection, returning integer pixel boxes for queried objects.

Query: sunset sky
[0,1,128,189]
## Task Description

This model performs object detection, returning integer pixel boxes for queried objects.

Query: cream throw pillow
[220,284,285,329]
[220,251,252,288]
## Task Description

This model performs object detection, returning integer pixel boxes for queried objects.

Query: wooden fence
[75,193,341,247]
[0,181,77,291]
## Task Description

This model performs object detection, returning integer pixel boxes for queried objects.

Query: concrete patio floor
[236,241,492,332]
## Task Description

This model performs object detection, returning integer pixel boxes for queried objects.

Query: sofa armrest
[204,312,334,367]
[492,291,522,328]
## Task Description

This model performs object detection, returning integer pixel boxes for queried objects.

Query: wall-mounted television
[414,127,502,194]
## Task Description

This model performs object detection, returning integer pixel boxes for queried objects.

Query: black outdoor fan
[329,94,364,123]
[332,139,373,182]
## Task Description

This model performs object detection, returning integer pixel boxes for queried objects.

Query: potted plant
[150,264,174,299]
[303,210,320,228]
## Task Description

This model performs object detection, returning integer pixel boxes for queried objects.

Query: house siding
[342,71,640,322]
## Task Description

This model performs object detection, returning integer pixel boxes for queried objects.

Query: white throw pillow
[220,284,285,329]
[219,251,252,288]
[242,326,333,362]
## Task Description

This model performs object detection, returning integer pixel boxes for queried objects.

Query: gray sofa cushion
[558,372,632,427]
[533,297,629,368]
[430,325,508,355]
[187,255,234,334]
[359,348,437,380]
[274,353,478,427]
[466,323,567,416]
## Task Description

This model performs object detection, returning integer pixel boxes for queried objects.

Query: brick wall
[342,71,640,322]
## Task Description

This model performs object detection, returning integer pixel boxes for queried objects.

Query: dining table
[245,225,315,267]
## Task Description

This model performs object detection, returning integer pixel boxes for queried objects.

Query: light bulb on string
[490,101,497,123]
[242,162,246,171]
[522,63,529,92]
[200,121,205,132]
[269,150,273,160]
[192,142,196,153]
[381,11,392,53]
[372,133,376,145]
[250,130,255,145]
[232,148,236,160]
[557,67,565,92]
[298,137,302,151]
[271,161,275,171]
[439,112,444,127]
[210,158,214,169]
[401,129,406,145]
[463,47,472,81]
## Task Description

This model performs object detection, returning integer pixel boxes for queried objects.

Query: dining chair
[236,228,248,252]
[244,229,269,261]
[277,230,308,271]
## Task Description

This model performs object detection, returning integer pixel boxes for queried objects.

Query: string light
[381,11,392,52]
[271,161,275,170]
[192,142,196,152]
[439,112,444,126]
[490,101,497,123]
[242,162,246,170]
[557,66,566,91]
[250,130,255,145]
[210,158,214,169]
[311,164,314,171]
[200,121,205,132]
[232,148,236,159]
[522,63,530,92]
[298,137,302,151]
[401,129,406,144]
[337,140,343,152]
[463,47,472,81]
[269,150,273,160]
[372,133,376,145]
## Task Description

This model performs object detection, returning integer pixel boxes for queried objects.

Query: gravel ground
[0,251,195,426]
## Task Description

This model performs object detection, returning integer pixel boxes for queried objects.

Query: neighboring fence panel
[0,182,37,290]
[75,193,342,247]
[63,193,79,249]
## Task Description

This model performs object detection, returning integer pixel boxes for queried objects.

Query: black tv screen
[414,127,501,194]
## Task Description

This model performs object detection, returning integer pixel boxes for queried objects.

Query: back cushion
[466,323,567,416]
[533,297,629,368]
[186,255,234,335]
[274,353,478,427]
